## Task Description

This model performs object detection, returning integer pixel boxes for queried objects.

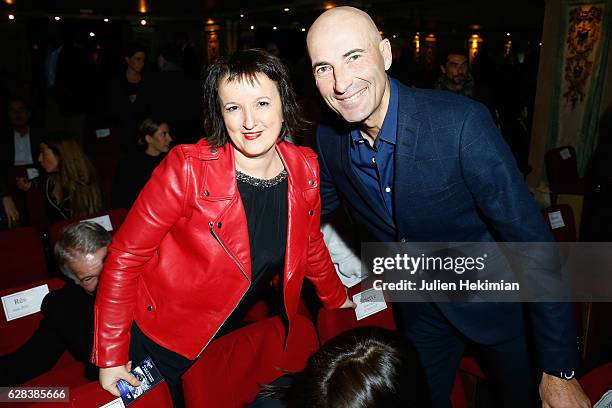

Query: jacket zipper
[196,223,251,358]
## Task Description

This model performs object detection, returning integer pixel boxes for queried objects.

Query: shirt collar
[350,76,399,147]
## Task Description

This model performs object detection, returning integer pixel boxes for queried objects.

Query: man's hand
[2,196,19,227]
[539,372,591,408]
[99,361,141,397]
[339,296,356,309]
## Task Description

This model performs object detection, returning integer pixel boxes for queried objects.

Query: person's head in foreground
[307,6,392,131]
[269,327,430,408]
[54,221,111,295]
[202,48,306,166]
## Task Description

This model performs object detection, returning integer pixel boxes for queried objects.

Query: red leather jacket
[92,140,346,367]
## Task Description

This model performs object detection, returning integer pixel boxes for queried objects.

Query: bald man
[307,7,589,408]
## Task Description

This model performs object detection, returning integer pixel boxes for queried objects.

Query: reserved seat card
[353,287,387,321]
[100,398,126,408]
[1,284,49,321]
[594,390,612,408]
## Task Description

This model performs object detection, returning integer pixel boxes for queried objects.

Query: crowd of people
[2,5,610,408]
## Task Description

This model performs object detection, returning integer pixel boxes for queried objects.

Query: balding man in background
[307,6,589,408]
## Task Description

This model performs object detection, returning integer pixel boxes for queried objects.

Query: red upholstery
[182,314,319,408]
[317,279,396,344]
[579,362,612,405]
[0,227,48,290]
[48,208,128,249]
[9,380,173,408]
[541,204,577,242]
[0,278,65,356]
[459,356,486,379]
[90,151,126,210]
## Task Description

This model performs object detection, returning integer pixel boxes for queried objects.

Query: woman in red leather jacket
[93,49,354,407]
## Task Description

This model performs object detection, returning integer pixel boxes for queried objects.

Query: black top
[216,169,288,338]
[111,151,164,209]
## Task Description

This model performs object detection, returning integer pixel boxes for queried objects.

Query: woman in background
[111,117,172,209]
[17,134,102,222]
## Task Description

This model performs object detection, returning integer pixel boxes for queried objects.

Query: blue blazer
[316,80,578,371]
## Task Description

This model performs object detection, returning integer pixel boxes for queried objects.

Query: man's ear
[144,134,153,145]
[379,38,393,71]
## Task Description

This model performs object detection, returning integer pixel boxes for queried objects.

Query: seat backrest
[546,145,580,187]
[0,227,48,290]
[182,314,319,408]
[0,278,65,356]
[48,208,128,249]
[541,204,576,242]
[317,281,397,344]
[579,362,612,405]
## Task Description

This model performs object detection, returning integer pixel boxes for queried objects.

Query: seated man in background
[0,222,111,385]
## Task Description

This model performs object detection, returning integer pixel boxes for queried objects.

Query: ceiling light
[140,19,147,26]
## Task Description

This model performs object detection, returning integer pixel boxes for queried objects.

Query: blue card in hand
[116,357,164,406]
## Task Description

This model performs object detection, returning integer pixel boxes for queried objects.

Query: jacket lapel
[393,83,423,231]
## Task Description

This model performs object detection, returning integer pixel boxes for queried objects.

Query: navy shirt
[350,77,398,218]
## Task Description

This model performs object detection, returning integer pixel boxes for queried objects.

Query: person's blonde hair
[43,135,103,217]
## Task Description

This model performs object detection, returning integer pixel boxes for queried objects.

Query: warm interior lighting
[284,8,289,12]
[140,19,147,26]
[54,16,61,21]
[469,34,483,64]
[301,28,306,32]
[206,18,215,24]
[139,0,148,13]
[8,14,15,20]
[413,33,421,59]
[239,13,244,18]
[250,25,255,30]
[89,32,96,37]
[324,2,335,10]
[273,26,277,30]
[104,18,109,22]
[5,0,14,5]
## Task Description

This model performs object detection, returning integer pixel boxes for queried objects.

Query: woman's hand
[15,177,32,191]
[2,196,19,227]
[99,361,141,397]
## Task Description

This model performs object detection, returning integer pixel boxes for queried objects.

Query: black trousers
[401,302,537,408]
[129,324,194,408]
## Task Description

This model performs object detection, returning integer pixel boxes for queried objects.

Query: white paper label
[26,167,39,180]
[547,211,566,229]
[100,398,126,408]
[559,148,572,160]
[2,284,49,321]
[81,215,113,231]
[594,390,612,408]
[353,287,387,321]
[95,128,111,139]
[338,272,368,288]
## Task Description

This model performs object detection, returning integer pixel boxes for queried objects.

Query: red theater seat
[317,279,396,344]
[0,227,48,290]
[48,208,128,249]
[580,362,612,405]
[0,278,65,356]
[182,314,319,407]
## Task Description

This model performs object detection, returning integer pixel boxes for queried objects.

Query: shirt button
[371,157,376,164]
[385,186,391,193]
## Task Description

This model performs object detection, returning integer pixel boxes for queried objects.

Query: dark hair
[7,96,32,112]
[441,40,469,64]
[202,48,307,147]
[264,327,430,408]
[124,42,147,59]
[137,116,167,145]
